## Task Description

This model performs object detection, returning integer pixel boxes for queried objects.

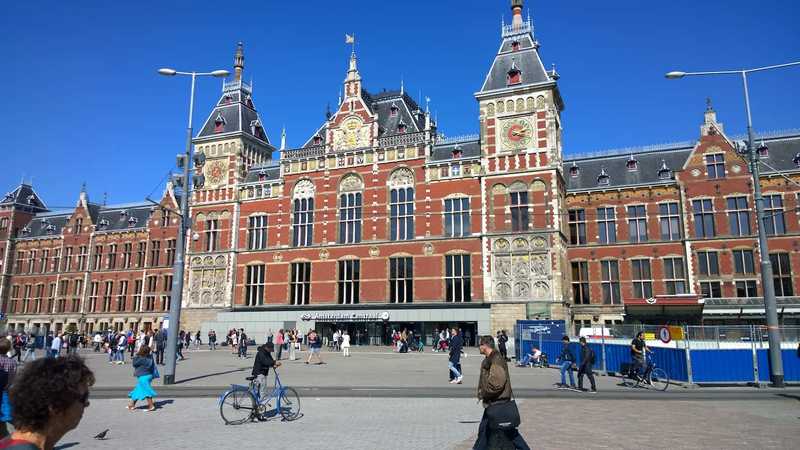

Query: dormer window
[258,170,267,182]
[26,195,36,205]
[245,94,254,108]
[313,135,322,145]
[98,218,110,230]
[250,120,264,139]
[127,216,138,227]
[45,224,56,234]
[597,168,610,186]
[119,210,127,217]
[793,153,800,168]
[757,142,768,158]
[452,145,463,159]
[397,121,407,134]
[222,95,233,104]
[511,41,520,51]
[507,58,522,85]
[626,155,638,171]
[214,113,226,133]
[569,162,579,178]
[21,226,31,235]
[657,160,672,180]
[389,103,399,117]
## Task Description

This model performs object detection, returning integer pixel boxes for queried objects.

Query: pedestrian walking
[497,330,509,361]
[275,329,284,360]
[10,335,22,362]
[195,331,201,349]
[21,334,36,363]
[555,335,576,389]
[0,339,18,439]
[209,329,217,350]
[176,338,185,361]
[114,333,127,364]
[127,345,158,412]
[448,328,464,384]
[2,355,94,449]
[238,329,249,358]
[92,333,102,352]
[288,331,297,361]
[473,335,530,450]
[305,329,323,365]
[50,333,62,358]
[577,337,597,393]
[342,330,351,357]
[154,328,166,365]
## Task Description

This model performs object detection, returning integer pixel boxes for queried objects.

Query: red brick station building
[2,2,799,342]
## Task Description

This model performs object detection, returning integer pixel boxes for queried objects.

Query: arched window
[389,168,414,241]
[292,180,315,247]
[338,175,363,244]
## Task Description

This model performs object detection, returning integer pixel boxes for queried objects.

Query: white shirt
[342,334,351,347]
[51,336,62,351]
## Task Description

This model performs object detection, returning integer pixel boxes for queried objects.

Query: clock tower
[476,1,570,332]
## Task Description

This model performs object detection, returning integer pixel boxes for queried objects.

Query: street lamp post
[158,67,229,385]
[666,61,800,388]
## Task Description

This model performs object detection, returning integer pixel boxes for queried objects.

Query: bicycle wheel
[278,387,301,421]
[649,367,669,391]
[220,389,256,425]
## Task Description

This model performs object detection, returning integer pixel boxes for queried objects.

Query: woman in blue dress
[127,345,158,411]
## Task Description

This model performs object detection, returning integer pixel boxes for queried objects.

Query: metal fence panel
[690,350,754,383]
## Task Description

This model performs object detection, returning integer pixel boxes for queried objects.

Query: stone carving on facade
[535,95,545,109]
[273,252,283,262]
[490,235,551,303]
[340,174,363,192]
[533,281,549,299]
[293,179,315,198]
[187,255,229,308]
[369,246,380,257]
[512,257,529,278]
[388,167,414,188]
[319,249,330,260]
[514,282,530,298]
[423,243,434,256]
[530,254,549,277]
[496,282,512,299]
[494,239,510,251]
[530,236,547,249]
[495,257,511,278]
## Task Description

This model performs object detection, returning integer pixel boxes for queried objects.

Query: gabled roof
[195,79,272,146]
[477,20,554,96]
[0,183,48,212]
[244,161,281,183]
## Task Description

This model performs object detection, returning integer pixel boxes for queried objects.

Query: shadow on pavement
[175,367,249,384]
[154,399,175,409]
[54,442,80,450]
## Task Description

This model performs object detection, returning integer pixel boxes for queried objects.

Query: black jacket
[449,334,463,363]
[559,343,575,362]
[251,347,276,377]
[580,345,595,368]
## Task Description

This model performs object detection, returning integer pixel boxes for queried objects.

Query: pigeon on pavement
[93,429,109,440]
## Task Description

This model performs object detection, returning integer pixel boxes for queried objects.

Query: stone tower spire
[234,42,244,81]
[511,0,524,29]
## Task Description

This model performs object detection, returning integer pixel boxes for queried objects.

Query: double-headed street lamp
[666,60,800,388]
[158,67,229,385]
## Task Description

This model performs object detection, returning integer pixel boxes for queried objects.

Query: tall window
[733,249,755,275]
[631,259,653,299]
[659,202,681,241]
[597,207,617,244]
[445,254,471,302]
[89,281,99,312]
[107,244,117,269]
[74,218,83,234]
[64,247,73,271]
[510,191,529,232]
[92,246,103,271]
[117,280,128,311]
[763,194,785,235]
[27,250,36,274]
[338,260,360,304]
[14,251,24,274]
[123,243,132,269]
[161,210,171,227]
[444,198,470,237]
[568,209,586,245]
[290,262,311,305]
[292,198,314,247]
[39,250,48,273]
[692,199,716,238]
[571,261,590,305]
[205,219,220,252]
[136,242,146,268]
[706,153,725,179]
[726,197,750,236]
[390,187,414,240]
[74,279,83,298]
[77,246,88,271]
[102,281,113,312]
[165,239,176,266]
[338,192,362,244]
[663,257,687,295]
[248,216,268,250]
[601,260,620,304]
[245,264,266,306]
[698,251,721,298]
[133,280,143,312]
[150,241,161,267]
[389,257,413,303]
[627,205,647,243]
[770,253,793,296]
[145,276,158,311]
[52,248,60,273]
[736,279,757,298]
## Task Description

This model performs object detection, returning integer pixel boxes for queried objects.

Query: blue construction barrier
[757,349,800,383]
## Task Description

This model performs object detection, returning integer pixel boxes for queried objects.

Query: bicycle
[621,354,670,391]
[219,369,301,424]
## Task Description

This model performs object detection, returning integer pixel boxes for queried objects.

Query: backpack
[127,335,135,345]
[69,334,79,346]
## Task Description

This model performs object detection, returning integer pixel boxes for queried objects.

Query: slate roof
[195,80,274,147]
[93,202,153,233]
[18,213,69,239]
[479,33,553,94]
[0,184,48,212]
[562,133,800,192]
[244,161,281,183]
[430,139,482,162]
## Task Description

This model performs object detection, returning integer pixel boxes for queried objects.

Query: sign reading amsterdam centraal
[300,312,390,322]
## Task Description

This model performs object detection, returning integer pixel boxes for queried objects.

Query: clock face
[501,118,533,151]
[205,160,227,186]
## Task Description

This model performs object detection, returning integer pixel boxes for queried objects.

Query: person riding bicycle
[252,342,281,401]
[630,331,653,381]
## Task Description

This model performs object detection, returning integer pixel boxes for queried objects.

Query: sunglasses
[79,391,90,407]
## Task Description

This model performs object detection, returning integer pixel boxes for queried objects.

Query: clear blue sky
[2,0,798,208]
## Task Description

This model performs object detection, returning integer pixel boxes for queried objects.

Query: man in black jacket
[252,343,280,400]
[556,335,576,389]
[577,337,597,393]
[154,328,166,365]
[448,328,464,384]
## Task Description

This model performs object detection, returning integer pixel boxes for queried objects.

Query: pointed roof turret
[233,41,244,81]
[344,50,363,99]
[0,182,48,212]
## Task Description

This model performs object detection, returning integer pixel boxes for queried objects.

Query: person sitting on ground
[1,355,94,449]
[516,347,543,367]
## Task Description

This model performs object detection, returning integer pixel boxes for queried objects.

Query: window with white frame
[389,257,413,303]
[444,197,470,237]
[727,196,751,236]
[770,253,793,296]
[631,259,653,299]
[338,260,360,304]
[705,153,725,179]
[103,280,113,312]
[510,190,529,232]
[292,197,314,246]
[290,262,311,305]
[205,219,220,252]
[601,260,621,304]
[245,264,266,306]
[658,202,681,241]
[692,199,716,238]
[390,187,414,241]
[763,194,785,235]
[627,205,647,243]
[117,280,128,311]
[597,207,617,244]
[338,192,362,244]
[445,254,471,302]
[248,215,268,250]
[568,209,586,245]
[571,261,590,305]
